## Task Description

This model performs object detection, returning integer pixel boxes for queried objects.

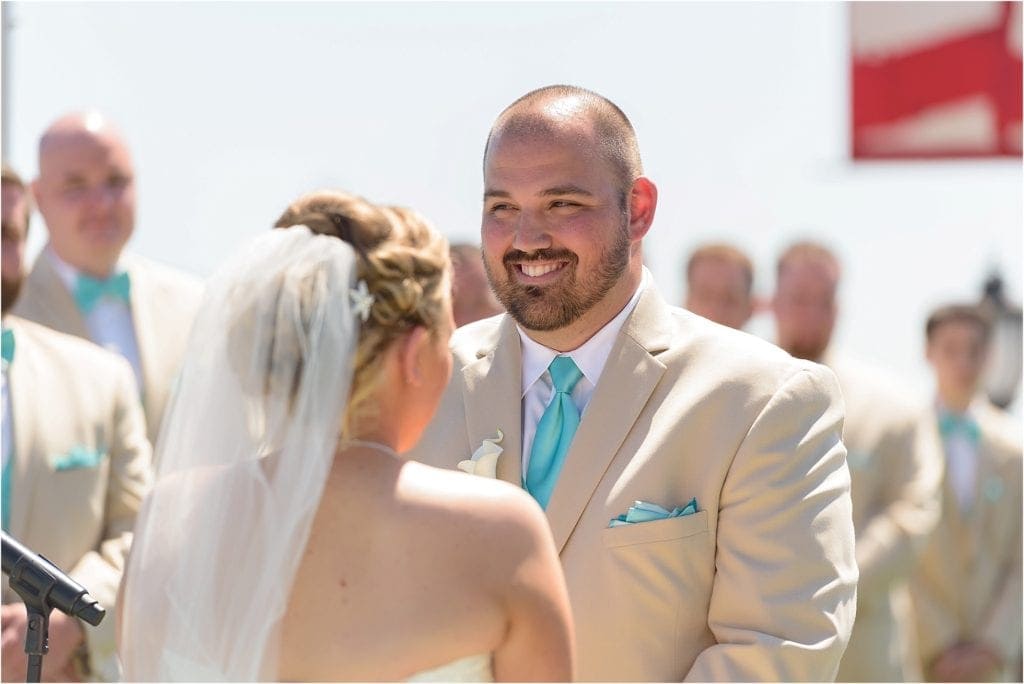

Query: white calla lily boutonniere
[458,429,504,478]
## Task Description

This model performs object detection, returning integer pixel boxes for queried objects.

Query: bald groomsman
[684,242,755,330]
[1,165,152,681]
[772,241,944,681]
[13,112,202,448]
[911,304,1022,682]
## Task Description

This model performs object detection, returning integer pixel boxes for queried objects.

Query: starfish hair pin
[349,280,375,322]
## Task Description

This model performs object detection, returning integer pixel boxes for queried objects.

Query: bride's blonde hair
[273,190,451,436]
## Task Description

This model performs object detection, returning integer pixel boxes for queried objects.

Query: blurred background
[3,0,1021,414]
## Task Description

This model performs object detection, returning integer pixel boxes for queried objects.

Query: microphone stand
[2,532,105,683]
[7,556,56,683]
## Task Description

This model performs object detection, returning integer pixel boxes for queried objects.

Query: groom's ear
[399,326,430,387]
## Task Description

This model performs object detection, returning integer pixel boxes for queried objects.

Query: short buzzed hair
[485,85,643,207]
[926,303,993,346]
[2,163,32,225]
[687,243,754,295]
[1,163,26,190]
[777,240,841,282]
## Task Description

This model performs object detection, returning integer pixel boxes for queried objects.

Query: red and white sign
[851,1,1022,159]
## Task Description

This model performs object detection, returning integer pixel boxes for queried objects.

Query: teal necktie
[1,328,11,530]
[526,356,583,510]
[1,328,13,365]
[74,272,131,313]
[939,412,981,444]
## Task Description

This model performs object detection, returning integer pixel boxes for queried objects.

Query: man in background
[13,111,202,448]
[450,242,502,327]
[911,304,1021,682]
[1,165,152,682]
[683,242,755,330]
[772,240,943,682]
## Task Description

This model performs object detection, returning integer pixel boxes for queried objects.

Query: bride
[117,191,575,681]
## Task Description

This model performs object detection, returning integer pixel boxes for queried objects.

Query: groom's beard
[484,228,630,332]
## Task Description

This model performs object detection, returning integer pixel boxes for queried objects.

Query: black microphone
[1,531,105,626]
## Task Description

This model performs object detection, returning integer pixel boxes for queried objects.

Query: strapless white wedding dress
[407,653,494,682]
[155,649,494,682]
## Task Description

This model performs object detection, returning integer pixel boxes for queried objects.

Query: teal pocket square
[609,498,698,527]
[53,447,106,471]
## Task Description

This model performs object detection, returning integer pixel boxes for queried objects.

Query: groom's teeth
[521,263,562,277]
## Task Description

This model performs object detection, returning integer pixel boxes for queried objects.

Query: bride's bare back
[278,447,573,681]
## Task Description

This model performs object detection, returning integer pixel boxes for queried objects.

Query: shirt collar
[46,245,126,292]
[519,268,650,397]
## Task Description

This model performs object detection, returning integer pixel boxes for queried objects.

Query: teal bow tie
[1,328,13,365]
[939,412,980,443]
[74,271,131,313]
[525,356,583,510]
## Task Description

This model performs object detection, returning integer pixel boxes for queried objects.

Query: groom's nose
[511,211,553,253]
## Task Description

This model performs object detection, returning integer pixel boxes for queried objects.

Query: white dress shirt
[937,402,979,512]
[519,269,649,477]
[48,248,144,391]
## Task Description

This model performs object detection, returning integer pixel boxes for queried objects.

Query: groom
[410,85,858,681]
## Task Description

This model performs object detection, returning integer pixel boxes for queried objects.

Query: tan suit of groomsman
[410,86,858,681]
[13,112,202,448]
[1,166,152,682]
[772,242,944,682]
[911,304,1022,682]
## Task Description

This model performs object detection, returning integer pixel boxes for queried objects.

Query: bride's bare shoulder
[396,461,550,552]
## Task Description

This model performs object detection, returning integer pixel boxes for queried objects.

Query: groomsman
[13,112,202,448]
[771,241,944,681]
[910,304,1022,682]
[450,242,503,327]
[1,165,152,681]
[411,85,857,680]
[683,242,755,330]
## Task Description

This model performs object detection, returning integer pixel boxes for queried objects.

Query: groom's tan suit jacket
[909,400,1022,681]
[828,355,944,682]
[1,316,152,680]
[12,249,203,448]
[410,286,859,681]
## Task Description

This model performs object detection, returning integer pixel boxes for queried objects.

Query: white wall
[6,1,1021,405]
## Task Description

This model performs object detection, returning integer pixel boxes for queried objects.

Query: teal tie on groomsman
[74,271,131,313]
[939,412,981,444]
[526,356,583,509]
[1,328,13,365]
[1,327,11,531]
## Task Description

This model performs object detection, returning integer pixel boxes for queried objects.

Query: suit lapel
[545,287,672,553]
[25,252,89,339]
[7,321,47,539]
[125,257,160,427]
[461,316,523,486]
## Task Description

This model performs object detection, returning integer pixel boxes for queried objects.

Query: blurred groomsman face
[32,112,136,278]
[685,256,753,329]
[772,256,838,362]
[927,319,989,398]
[2,176,30,314]
[450,244,503,327]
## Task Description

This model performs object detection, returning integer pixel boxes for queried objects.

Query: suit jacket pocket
[51,446,106,472]
[602,510,709,549]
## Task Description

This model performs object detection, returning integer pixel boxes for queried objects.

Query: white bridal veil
[120,227,360,681]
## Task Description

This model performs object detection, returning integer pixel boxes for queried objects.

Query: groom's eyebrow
[483,185,595,201]
[540,185,593,197]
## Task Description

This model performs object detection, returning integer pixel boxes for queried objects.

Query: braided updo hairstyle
[274,190,451,436]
